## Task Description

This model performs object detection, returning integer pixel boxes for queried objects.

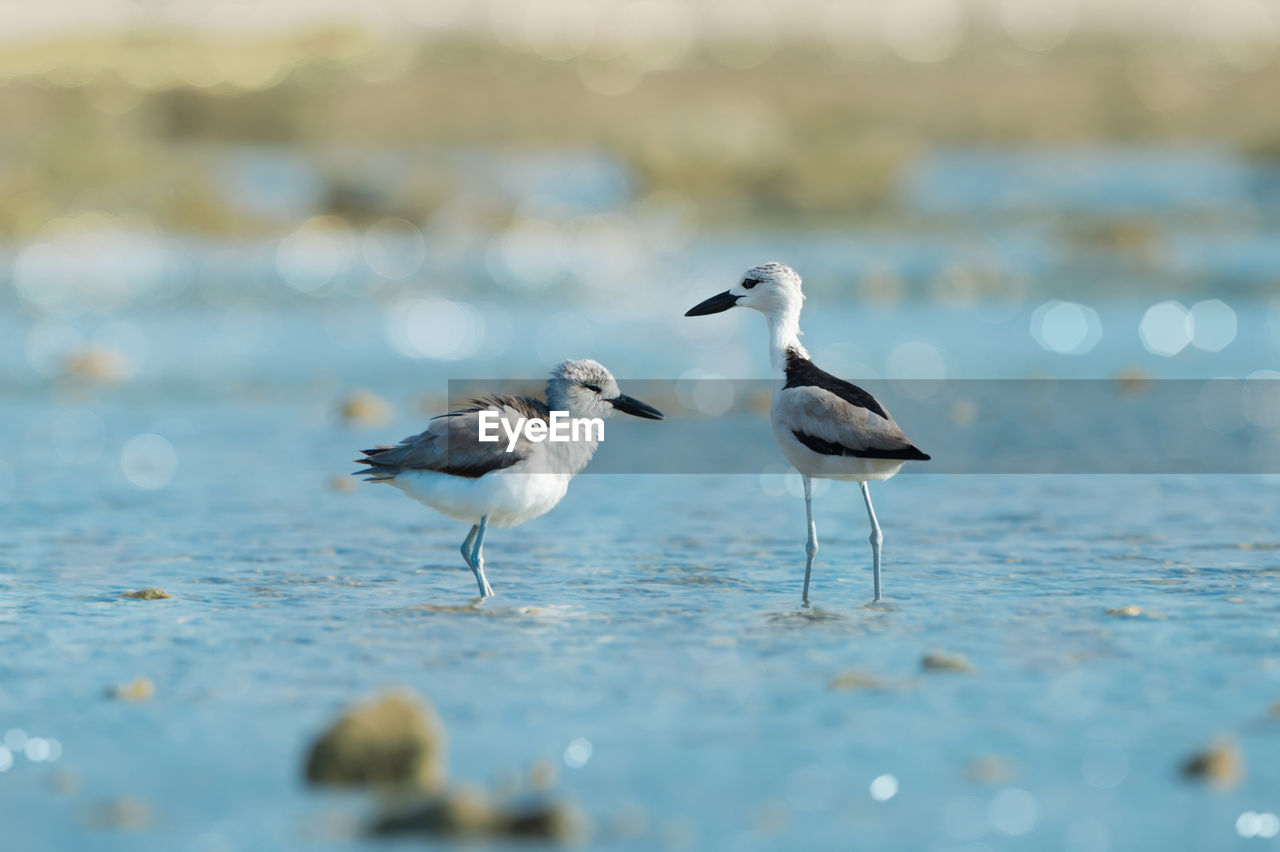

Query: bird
[353,359,663,598]
[685,262,929,603]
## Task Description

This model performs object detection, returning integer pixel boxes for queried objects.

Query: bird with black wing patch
[686,263,929,603]
[354,359,663,598]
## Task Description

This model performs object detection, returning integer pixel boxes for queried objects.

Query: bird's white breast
[391,468,573,528]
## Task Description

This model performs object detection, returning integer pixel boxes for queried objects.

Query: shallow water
[4,385,1280,850]
[6,144,1280,849]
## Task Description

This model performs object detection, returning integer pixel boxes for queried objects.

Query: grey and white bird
[686,262,929,603]
[354,359,663,598]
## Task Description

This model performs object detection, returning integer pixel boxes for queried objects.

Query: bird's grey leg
[860,482,883,602]
[469,515,494,597]
[459,525,479,570]
[802,474,818,604]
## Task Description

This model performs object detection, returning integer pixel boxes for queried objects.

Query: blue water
[5,146,1280,849]
[4,402,1280,851]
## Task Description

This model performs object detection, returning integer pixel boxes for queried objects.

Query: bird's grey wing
[353,396,543,480]
[778,385,930,461]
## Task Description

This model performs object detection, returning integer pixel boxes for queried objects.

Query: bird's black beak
[685,290,741,316]
[609,394,664,420]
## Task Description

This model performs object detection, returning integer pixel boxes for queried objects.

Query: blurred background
[6,2,1280,851]
[3,0,1280,400]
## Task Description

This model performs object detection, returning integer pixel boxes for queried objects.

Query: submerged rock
[1105,605,1143,617]
[373,787,497,836]
[63,346,131,384]
[967,755,1015,784]
[123,588,172,600]
[502,799,585,841]
[1182,739,1244,789]
[86,797,151,829]
[829,670,907,691]
[372,789,584,843]
[1114,367,1153,395]
[338,390,392,426]
[304,692,445,791]
[107,677,154,702]
[328,475,356,493]
[922,652,973,673]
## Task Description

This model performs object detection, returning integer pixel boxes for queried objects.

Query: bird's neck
[543,436,599,476]
[765,304,807,375]
[540,388,600,475]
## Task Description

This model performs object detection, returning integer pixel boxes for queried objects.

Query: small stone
[372,791,584,843]
[1114,367,1152,395]
[967,755,1014,784]
[50,769,82,795]
[922,652,973,672]
[1105,605,1143,617]
[305,691,446,791]
[63,346,130,383]
[339,390,392,426]
[108,677,154,702]
[372,787,498,836]
[123,588,172,600]
[1182,739,1244,789]
[829,671,891,691]
[86,797,151,829]
[499,799,585,842]
[528,759,557,792]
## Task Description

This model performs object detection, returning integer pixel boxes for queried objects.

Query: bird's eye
[584,383,602,393]
[742,278,757,289]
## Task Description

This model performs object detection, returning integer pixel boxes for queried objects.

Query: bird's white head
[547,359,664,421]
[685,262,808,368]
[685,262,804,320]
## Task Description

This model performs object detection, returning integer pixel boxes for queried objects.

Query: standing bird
[354,360,663,598]
[685,263,929,603]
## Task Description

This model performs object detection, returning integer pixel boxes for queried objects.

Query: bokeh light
[999,0,1077,51]
[675,370,735,416]
[881,0,965,63]
[1138,301,1192,357]
[1030,300,1102,355]
[276,216,359,295]
[563,737,592,769]
[1242,370,1280,429]
[1237,812,1280,839]
[121,433,178,490]
[385,297,484,361]
[362,218,426,280]
[869,774,899,801]
[1189,299,1237,352]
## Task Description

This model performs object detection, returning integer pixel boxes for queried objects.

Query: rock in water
[1182,739,1244,789]
[338,390,392,426]
[499,800,585,841]
[305,692,445,791]
[922,652,973,672]
[372,787,498,837]
[372,791,584,843]
[123,588,172,600]
[108,676,155,702]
